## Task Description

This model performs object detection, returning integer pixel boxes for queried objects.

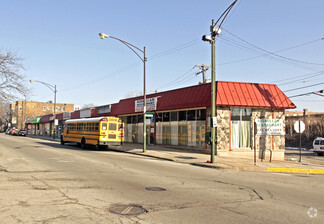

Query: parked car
[17,129,27,136]
[11,129,19,135]
[313,137,324,156]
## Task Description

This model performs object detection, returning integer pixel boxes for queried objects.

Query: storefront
[26,81,295,160]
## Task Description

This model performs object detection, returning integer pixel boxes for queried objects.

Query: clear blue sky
[1,0,324,111]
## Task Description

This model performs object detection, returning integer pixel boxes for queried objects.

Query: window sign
[255,119,283,135]
[98,105,111,114]
[80,109,91,118]
[135,97,157,112]
[63,112,71,120]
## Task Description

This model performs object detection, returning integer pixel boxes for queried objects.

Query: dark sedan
[17,129,27,136]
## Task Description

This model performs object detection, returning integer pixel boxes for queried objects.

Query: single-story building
[26,81,296,160]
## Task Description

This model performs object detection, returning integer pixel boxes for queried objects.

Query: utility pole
[195,64,210,84]
[202,0,238,163]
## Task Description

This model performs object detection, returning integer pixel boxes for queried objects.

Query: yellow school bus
[61,116,124,149]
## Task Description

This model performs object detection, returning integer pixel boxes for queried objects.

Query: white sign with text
[255,119,283,135]
[135,97,157,112]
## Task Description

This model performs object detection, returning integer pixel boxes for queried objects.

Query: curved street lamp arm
[213,0,238,30]
[109,36,145,62]
[30,80,56,93]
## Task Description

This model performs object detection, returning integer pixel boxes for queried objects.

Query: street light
[30,79,57,139]
[99,33,147,152]
[202,0,238,163]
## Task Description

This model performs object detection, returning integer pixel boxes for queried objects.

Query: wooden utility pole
[195,64,210,84]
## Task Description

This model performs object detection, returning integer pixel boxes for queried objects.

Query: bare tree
[0,49,30,124]
[0,49,29,103]
[0,102,10,125]
[123,90,143,99]
[81,103,95,110]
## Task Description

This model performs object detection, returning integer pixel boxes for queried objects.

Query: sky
[1,0,324,112]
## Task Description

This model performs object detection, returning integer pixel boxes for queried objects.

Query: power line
[219,36,321,71]
[150,39,200,60]
[61,39,201,92]
[275,71,324,86]
[288,90,324,98]
[223,29,324,66]
[154,67,196,91]
[218,30,324,72]
[283,82,324,93]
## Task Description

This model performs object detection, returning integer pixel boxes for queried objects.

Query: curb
[109,149,177,162]
[267,167,324,174]
[190,162,235,170]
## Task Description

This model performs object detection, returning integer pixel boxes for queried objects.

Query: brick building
[10,101,74,129]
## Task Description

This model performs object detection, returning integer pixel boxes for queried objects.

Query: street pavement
[1,133,324,223]
[27,135,324,175]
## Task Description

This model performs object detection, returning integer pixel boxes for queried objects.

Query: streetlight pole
[99,33,147,152]
[202,0,238,163]
[29,80,57,139]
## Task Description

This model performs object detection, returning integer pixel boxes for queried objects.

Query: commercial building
[27,81,295,160]
[10,101,74,130]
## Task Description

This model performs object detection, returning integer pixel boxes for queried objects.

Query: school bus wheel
[60,136,65,145]
[81,138,86,149]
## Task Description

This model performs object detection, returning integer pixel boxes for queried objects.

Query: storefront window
[179,111,186,121]
[171,111,178,121]
[231,108,251,149]
[162,112,170,122]
[187,110,196,121]
[123,109,206,148]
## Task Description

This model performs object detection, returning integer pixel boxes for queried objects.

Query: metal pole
[299,120,302,162]
[143,47,146,152]
[210,19,216,163]
[53,85,56,140]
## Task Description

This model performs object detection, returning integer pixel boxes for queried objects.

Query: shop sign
[63,112,71,120]
[80,109,91,118]
[135,97,157,112]
[98,105,111,114]
[30,117,40,124]
[255,119,283,135]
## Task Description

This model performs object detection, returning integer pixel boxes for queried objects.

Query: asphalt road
[0,133,323,224]
[285,147,324,166]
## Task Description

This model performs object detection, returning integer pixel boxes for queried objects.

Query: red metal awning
[112,81,295,116]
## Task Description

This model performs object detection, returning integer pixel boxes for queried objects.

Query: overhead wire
[276,71,324,86]
[288,90,324,98]
[222,29,324,66]
[61,39,201,92]
[154,67,196,91]
[283,82,324,93]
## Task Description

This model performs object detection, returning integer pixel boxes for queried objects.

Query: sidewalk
[28,135,324,174]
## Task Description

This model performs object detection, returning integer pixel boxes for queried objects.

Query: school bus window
[109,123,117,131]
[102,123,107,130]
[95,123,99,131]
[119,124,123,131]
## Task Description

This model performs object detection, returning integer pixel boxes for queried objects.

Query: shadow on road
[34,141,119,152]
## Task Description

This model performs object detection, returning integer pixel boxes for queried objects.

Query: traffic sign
[294,120,305,133]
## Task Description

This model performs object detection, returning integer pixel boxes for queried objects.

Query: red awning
[112,81,295,116]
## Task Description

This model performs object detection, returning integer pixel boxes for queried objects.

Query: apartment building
[10,101,75,129]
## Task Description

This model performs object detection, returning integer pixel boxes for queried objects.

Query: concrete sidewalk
[27,135,324,174]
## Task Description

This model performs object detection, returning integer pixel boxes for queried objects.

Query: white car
[313,137,324,156]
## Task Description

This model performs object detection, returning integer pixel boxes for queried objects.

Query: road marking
[7,158,27,161]
[267,167,324,174]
